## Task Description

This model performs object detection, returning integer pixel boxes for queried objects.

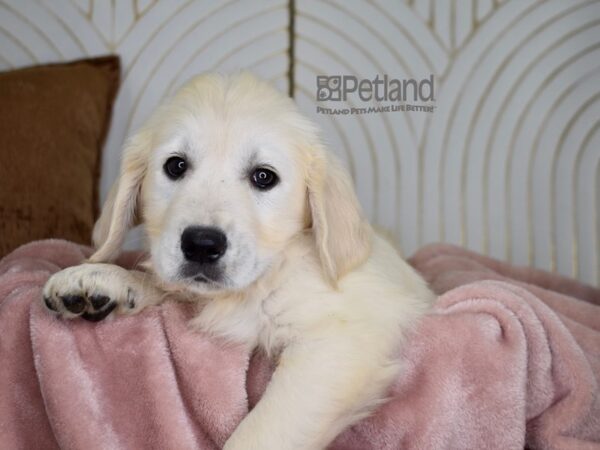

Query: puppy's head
[91,73,370,294]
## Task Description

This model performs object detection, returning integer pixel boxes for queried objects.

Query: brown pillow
[0,56,120,257]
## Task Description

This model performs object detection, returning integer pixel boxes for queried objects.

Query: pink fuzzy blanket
[0,240,598,449]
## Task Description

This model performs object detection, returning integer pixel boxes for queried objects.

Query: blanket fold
[0,240,598,449]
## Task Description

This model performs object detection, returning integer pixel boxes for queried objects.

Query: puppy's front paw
[42,263,137,322]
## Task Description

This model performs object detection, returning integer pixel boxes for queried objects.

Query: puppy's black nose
[181,226,227,263]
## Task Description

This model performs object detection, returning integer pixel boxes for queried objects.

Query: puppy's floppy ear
[307,146,371,284]
[89,130,150,262]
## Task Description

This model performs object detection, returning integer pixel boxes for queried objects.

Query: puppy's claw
[126,289,136,309]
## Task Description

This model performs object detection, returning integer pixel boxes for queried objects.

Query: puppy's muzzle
[181,226,227,263]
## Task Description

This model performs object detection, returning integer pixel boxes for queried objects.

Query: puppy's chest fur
[190,233,434,358]
[191,237,331,353]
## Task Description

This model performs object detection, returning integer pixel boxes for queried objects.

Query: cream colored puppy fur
[43,73,434,450]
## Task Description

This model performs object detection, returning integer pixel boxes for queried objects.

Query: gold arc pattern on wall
[0,0,598,285]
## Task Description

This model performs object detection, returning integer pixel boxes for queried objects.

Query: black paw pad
[82,302,117,322]
[61,295,86,314]
[43,296,57,311]
[90,295,110,310]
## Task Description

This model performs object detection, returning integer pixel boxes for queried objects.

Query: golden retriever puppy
[42,73,434,450]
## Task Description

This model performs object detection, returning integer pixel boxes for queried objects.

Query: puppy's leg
[42,263,165,321]
[224,336,398,450]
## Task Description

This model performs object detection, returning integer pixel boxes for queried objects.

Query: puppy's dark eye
[164,156,187,180]
[251,167,279,190]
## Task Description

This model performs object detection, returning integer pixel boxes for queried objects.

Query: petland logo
[316,74,436,115]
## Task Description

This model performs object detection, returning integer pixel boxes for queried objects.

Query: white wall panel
[0,0,288,192]
[0,0,598,284]
[295,0,600,284]
[0,0,289,250]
